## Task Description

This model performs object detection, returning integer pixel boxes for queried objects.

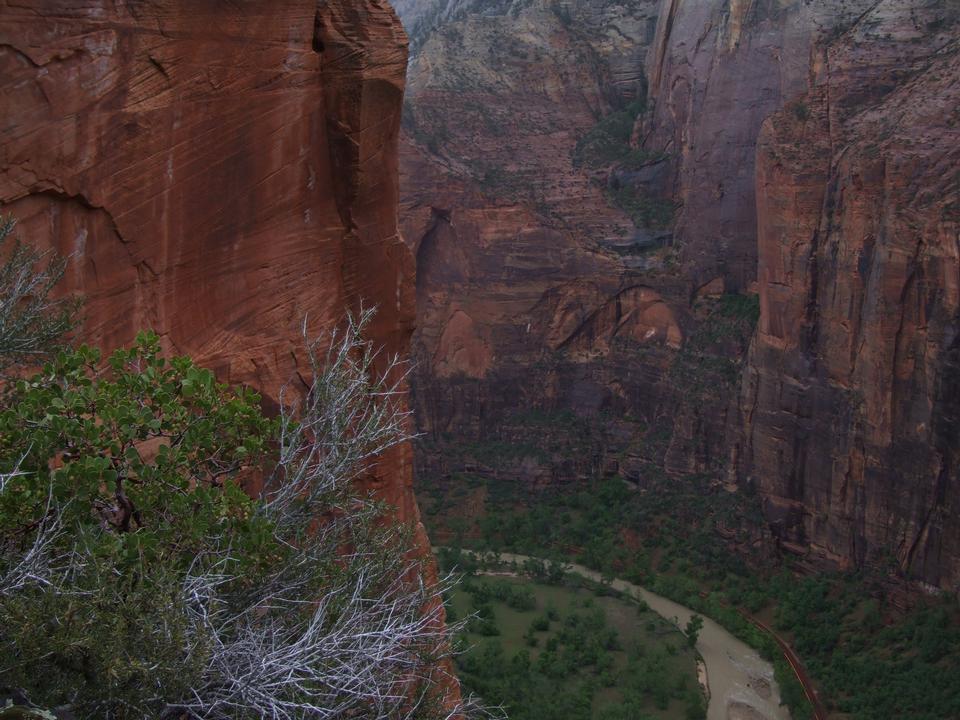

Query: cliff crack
[148,55,172,83]
[312,9,326,53]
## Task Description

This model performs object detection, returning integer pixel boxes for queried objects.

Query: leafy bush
[0,302,468,717]
[685,615,704,647]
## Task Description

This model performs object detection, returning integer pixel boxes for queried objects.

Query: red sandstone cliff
[734,4,960,589]
[643,0,960,588]
[399,3,903,502]
[400,0,759,502]
[399,0,960,591]
[0,0,452,629]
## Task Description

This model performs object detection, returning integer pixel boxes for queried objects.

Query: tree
[685,615,704,648]
[0,226,480,718]
[684,689,707,720]
[0,216,76,370]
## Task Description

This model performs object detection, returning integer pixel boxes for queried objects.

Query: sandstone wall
[400,0,960,591]
[643,0,885,293]
[0,0,447,595]
[734,2,960,589]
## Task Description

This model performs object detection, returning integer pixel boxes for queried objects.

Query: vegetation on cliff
[572,98,674,231]
[0,221,467,719]
[0,217,76,371]
[572,99,650,171]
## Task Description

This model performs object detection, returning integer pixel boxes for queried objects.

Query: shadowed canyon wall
[400,0,743,502]
[0,0,458,648]
[734,2,960,588]
[398,0,960,591]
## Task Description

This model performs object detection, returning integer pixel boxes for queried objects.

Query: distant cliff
[734,3,960,588]
[398,0,960,591]
[398,0,702,494]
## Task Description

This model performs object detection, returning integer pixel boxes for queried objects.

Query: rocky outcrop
[735,3,960,589]
[0,0,453,632]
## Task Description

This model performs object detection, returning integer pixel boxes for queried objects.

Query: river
[440,549,790,720]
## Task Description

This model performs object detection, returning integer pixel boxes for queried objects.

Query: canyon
[1,0,958,716]
[397,0,960,593]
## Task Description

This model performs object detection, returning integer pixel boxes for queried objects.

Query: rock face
[391,0,469,49]
[0,0,453,636]
[399,0,750,497]
[642,0,879,293]
[400,0,960,590]
[734,3,960,588]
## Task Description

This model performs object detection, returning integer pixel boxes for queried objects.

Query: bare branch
[0,484,67,595]
[170,564,463,720]
[165,310,480,718]
[263,307,414,531]
[0,307,492,719]
[0,216,78,370]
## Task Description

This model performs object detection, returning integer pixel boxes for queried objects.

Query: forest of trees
[419,469,960,720]
[446,572,706,720]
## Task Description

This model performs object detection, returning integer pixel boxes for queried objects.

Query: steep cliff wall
[399,0,748,494]
[643,0,883,293]
[643,0,960,589]
[735,2,960,589]
[0,0,446,593]
[401,0,960,591]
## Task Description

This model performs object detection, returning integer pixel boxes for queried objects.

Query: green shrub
[0,312,463,718]
[573,100,649,169]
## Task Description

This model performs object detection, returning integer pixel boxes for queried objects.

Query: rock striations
[735,3,960,588]
[0,0,455,640]
[398,0,960,591]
